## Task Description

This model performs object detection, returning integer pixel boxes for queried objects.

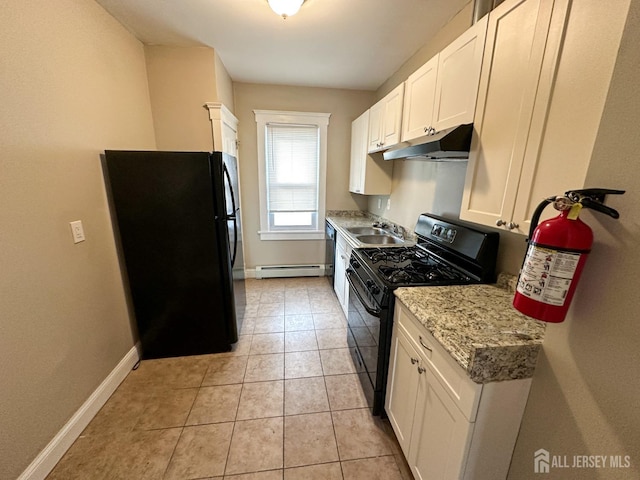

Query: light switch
[70,220,85,244]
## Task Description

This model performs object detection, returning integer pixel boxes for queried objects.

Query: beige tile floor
[47,277,413,480]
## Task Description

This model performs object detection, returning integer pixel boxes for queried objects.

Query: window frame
[254,110,330,241]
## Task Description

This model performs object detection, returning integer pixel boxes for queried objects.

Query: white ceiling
[95,0,471,91]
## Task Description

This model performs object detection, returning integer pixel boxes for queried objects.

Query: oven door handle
[346,269,382,317]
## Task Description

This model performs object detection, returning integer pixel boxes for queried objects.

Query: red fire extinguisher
[513,188,624,323]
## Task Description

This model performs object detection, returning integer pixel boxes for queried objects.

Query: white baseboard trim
[18,344,140,480]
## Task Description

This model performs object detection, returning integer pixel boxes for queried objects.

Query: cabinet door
[510,0,571,233]
[381,83,405,148]
[334,235,352,316]
[222,119,238,156]
[385,326,421,457]
[333,238,347,307]
[409,365,474,480]
[401,55,439,142]
[368,100,385,153]
[350,110,393,195]
[340,243,353,315]
[349,111,368,194]
[433,15,488,132]
[460,0,566,231]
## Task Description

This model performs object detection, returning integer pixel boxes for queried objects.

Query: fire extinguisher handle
[567,188,625,201]
[580,197,621,219]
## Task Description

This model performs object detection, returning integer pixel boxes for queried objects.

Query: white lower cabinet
[409,366,473,480]
[333,231,353,316]
[386,300,532,480]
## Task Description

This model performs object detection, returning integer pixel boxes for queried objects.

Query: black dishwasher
[325,220,336,287]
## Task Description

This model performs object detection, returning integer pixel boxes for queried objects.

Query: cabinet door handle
[417,366,426,374]
[419,336,432,352]
[508,222,519,230]
[496,219,506,227]
[410,357,419,365]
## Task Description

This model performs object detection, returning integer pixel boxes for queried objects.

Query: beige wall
[233,83,373,269]
[214,52,235,111]
[375,2,473,101]
[0,0,156,478]
[508,1,640,478]
[145,46,219,150]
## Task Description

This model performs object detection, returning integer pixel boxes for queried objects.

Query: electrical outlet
[378,198,382,210]
[386,198,391,211]
[70,220,85,244]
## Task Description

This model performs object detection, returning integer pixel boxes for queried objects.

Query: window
[255,110,330,240]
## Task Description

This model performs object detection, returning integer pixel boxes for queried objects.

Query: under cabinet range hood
[383,123,473,161]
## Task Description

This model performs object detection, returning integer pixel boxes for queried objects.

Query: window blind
[265,123,320,218]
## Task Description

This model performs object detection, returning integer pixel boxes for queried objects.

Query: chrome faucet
[392,224,405,239]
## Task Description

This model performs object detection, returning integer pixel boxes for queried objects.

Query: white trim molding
[18,345,140,480]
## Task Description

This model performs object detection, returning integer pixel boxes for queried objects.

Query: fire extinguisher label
[516,245,581,306]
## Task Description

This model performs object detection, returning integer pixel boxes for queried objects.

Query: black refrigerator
[104,150,245,359]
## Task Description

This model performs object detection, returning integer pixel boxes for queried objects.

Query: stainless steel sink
[356,234,404,244]
[346,226,388,235]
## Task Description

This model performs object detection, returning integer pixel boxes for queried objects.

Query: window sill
[259,230,325,241]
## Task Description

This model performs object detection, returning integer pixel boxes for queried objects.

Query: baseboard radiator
[254,264,326,279]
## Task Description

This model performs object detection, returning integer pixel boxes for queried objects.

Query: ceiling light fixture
[267,0,305,19]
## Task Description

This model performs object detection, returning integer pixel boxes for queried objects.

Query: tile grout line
[158,362,205,479]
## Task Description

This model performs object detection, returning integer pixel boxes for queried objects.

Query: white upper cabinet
[205,102,239,156]
[401,55,439,142]
[368,83,405,153]
[460,0,570,234]
[349,110,393,195]
[401,16,488,143]
[433,15,488,131]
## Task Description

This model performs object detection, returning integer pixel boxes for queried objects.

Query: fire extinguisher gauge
[552,197,574,211]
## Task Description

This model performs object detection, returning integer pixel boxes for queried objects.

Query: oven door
[346,268,388,415]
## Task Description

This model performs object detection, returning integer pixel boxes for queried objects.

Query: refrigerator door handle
[223,163,239,267]
[223,164,237,216]
[231,216,238,267]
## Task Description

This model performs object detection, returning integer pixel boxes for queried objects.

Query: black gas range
[345,213,499,416]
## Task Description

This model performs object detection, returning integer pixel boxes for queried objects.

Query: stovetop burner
[361,246,426,264]
[378,261,465,284]
[357,246,469,286]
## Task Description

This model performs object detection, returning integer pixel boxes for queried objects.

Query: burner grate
[361,246,428,264]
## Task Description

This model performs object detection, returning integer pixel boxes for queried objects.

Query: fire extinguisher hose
[528,196,557,240]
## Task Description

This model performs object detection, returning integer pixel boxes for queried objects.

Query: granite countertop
[394,274,546,383]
